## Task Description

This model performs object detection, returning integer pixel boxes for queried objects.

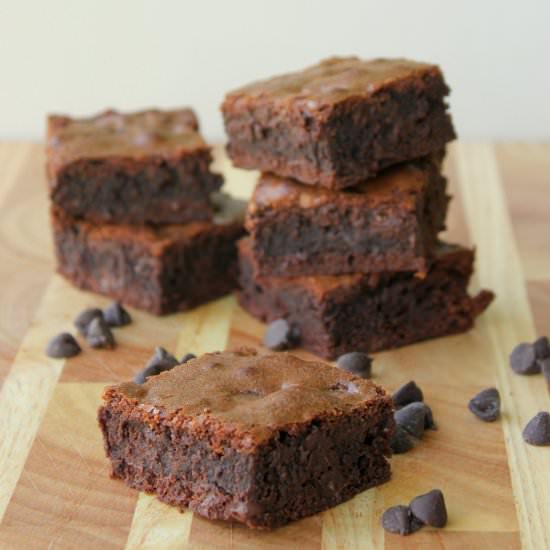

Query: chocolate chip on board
[86,317,116,349]
[468,387,501,422]
[509,342,540,375]
[395,402,429,439]
[541,358,550,382]
[74,308,104,336]
[180,352,196,364]
[522,412,550,446]
[45,332,81,358]
[409,489,448,528]
[390,425,416,454]
[336,352,372,379]
[103,301,132,327]
[134,348,179,384]
[423,404,437,430]
[392,381,424,408]
[534,336,550,360]
[263,319,299,351]
[134,364,164,384]
[381,505,423,535]
[146,346,179,370]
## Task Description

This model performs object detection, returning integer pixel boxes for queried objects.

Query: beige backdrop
[0,0,549,141]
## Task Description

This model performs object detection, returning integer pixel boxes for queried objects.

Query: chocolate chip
[424,404,437,430]
[409,489,448,528]
[263,319,299,351]
[74,308,104,336]
[509,342,540,375]
[395,402,428,439]
[468,388,500,422]
[390,425,416,454]
[133,365,163,384]
[103,301,132,327]
[179,352,196,364]
[541,358,550,382]
[133,347,179,384]
[534,336,550,360]
[381,505,423,536]
[146,346,178,370]
[522,411,550,446]
[336,352,372,378]
[392,381,424,408]
[45,332,81,358]
[86,317,116,349]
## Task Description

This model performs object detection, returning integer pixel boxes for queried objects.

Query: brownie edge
[222,57,456,188]
[237,238,494,359]
[47,108,223,225]
[98,349,394,528]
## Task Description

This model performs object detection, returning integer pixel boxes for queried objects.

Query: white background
[1,0,549,141]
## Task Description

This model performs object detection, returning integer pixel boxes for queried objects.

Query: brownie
[52,194,245,315]
[98,348,394,528]
[46,108,223,225]
[222,57,456,189]
[246,155,448,277]
[238,239,494,359]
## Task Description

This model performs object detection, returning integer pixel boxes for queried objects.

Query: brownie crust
[246,155,448,277]
[98,349,394,528]
[237,239,494,359]
[52,196,245,315]
[222,57,456,189]
[47,109,223,225]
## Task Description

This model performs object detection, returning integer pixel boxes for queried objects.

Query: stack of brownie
[222,57,494,359]
[46,108,245,315]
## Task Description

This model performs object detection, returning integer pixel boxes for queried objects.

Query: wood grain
[0,383,137,549]
[0,142,548,549]
[455,143,550,549]
[0,143,52,383]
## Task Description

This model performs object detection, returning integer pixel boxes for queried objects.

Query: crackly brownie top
[47,108,207,166]
[247,156,443,221]
[224,57,443,108]
[114,348,389,443]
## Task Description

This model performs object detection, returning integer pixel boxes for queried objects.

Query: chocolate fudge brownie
[238,239,494,359]
[222,57,456,189]
[47,108,222,225]
[98,348,394,528]
[246,155,448,277]
[52,195,245,315]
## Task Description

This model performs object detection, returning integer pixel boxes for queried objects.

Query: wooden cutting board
[0,142,549,550]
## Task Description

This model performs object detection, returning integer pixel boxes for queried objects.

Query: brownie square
[238,239,494,359]
[246,155,448,277]
[222,57,456,189]
[98,348,394,528]
[46,108,223,225]
[52,195,245,315]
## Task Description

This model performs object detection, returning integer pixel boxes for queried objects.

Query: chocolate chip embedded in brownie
[98,348,394,528]
[52,194,245,315]
[245,155,449,277]
[237,238,494,359]
[222,57,456,189]
[46,108,223,225]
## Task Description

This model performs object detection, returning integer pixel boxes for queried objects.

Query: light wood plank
[0,275,92,521]
[322,490,383,550]
[496,143,550,281]
[0,383,136,549]
[455,143,550,549]
[0,143,52,383]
